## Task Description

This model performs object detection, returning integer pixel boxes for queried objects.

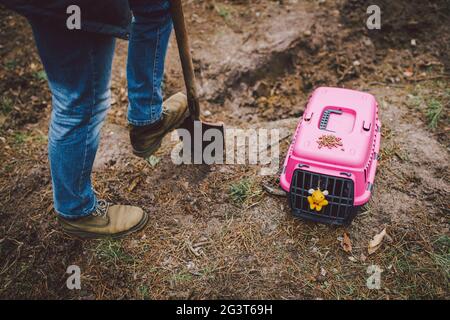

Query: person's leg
[127,0,173,126]
[29,19,115,219]
[127,0,188,158]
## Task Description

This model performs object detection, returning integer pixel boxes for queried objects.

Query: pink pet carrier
[280,87,381,225]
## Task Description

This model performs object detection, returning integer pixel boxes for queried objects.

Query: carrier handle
[319,109,342,132]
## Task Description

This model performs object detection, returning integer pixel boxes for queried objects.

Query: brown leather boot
[58,200,148,239]
[130,92,188,158]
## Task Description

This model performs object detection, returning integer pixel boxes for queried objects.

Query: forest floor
[0,0,449,299]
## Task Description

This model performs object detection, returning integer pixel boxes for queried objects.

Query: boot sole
[61,211,149,240]
[132,109,189,159]
[132,140,162,159]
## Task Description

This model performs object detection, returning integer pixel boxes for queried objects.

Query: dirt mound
[341,0,450,69]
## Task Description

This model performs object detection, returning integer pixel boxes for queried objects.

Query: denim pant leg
[29,20,116,219]
[127,0,173,126]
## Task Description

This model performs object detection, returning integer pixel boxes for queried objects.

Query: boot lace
[92,199,109,218]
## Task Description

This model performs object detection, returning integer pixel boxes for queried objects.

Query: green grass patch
[433,235,450,278]
[1,97,13,115]
[386,236,450,298]
[138,284,151,300]
[94,239,135,265]
[409,87,448,130]
[33,70,47,81]
[214,4,231,19]
[172,271,193,284]
[426,99,444,129]
[13,132,28,144]
[229,178,262,206]
[4,60,18,70]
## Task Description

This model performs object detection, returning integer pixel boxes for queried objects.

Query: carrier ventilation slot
[319,109,342,131]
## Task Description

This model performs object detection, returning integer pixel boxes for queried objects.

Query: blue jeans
[29,0,172,219]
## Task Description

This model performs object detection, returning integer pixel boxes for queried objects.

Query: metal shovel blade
[177,117,225,165]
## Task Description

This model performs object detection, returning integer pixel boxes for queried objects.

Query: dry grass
[1,0,449,300]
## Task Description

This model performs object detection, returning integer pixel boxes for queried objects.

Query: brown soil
[0,0,449,299]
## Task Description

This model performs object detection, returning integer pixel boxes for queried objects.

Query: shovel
[169,0,225,164]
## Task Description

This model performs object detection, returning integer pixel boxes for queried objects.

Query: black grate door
[288,169,357,225]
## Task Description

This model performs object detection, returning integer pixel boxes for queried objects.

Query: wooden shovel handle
[169,0,200,120]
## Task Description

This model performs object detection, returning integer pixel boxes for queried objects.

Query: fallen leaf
[128,177,141,192]
[403,67,414,78]
[368,228,387,255]
[403,71,414,78]
[342,232,352,253]
[146,155,160,167]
